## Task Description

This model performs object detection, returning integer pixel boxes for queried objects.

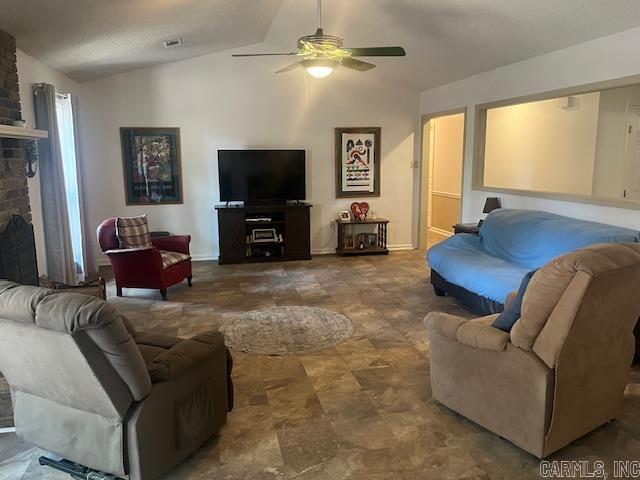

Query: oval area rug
[220,306,354,355]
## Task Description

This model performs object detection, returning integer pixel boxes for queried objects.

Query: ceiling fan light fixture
[303,59,338,78]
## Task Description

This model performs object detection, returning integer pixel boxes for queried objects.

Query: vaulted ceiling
[2,0,640,90]
[0,0,284,82]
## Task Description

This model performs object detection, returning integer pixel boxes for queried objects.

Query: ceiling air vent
[163,38,183,48]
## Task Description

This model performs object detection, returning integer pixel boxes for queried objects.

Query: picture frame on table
[365,233,378,248]
[343,234,355,249]
[339,210,351,222]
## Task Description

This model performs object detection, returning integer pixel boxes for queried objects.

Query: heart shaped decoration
[350,202,370,222]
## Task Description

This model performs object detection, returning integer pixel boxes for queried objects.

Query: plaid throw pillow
[115,215,153,249]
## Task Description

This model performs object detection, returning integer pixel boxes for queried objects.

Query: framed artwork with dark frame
[120,127,183,205]
[335,127,381,198]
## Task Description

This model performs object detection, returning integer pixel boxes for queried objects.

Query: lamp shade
[483,197,501,214]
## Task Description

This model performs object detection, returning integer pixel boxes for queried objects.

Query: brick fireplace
[0,28,31,228]
[0,27,34,428]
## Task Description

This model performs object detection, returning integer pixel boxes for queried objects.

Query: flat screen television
[218,149,306,203]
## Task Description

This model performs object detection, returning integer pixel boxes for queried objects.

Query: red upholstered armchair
[97,218,192,300]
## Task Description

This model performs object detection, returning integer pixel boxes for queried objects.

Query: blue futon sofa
[427,209,640,314]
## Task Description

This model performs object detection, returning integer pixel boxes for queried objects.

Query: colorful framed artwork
[335,127,381,198]
[120,127,183,205]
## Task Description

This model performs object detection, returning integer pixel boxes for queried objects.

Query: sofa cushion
[160,250,191,269]
[492,269,537,332]
[427,234,530,303]
[115,215,152,249]
[479,209,640,269]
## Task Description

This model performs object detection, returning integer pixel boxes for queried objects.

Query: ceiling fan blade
[344,47,406,57]
[341,57,376,72]
[232,53,298,57]
[275,62,302,74]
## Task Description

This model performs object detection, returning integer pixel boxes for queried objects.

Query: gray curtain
[33,83,76,284]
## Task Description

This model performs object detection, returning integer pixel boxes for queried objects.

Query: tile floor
[1,250,639,479]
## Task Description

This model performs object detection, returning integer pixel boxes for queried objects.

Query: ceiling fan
[232,0,406,78]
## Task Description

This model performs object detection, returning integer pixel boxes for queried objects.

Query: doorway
[418,110,466,250]
[623,104,640,201]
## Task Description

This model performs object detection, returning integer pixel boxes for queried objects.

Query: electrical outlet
[330,221,336,229]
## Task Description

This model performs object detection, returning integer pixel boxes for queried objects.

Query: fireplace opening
[0,214,39,286]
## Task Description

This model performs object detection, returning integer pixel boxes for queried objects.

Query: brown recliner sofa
[0,281,233,479]
[425,242,640,458]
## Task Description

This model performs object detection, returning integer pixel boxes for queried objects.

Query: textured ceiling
[2,0,640,89]
[0,0,284,82]
[261,0,640,91]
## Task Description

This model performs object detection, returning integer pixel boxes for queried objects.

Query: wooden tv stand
[215,203,312,265]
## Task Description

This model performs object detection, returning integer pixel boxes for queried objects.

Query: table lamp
[483,197,502,214]
[478,197,501,227]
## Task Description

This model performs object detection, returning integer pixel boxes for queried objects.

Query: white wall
[484,93,599,195]
[16,49,84,275]
[420,26,640,230]
[77,50,419,261]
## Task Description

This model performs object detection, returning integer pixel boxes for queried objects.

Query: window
[55,94,85,280]
[474,81,640,208]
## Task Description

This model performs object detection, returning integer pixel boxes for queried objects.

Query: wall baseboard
[312,244,414,255]
[98,244,415,267]
[190,254,219,262]
[388,243,415,251]
[428,227,453,238]
[311,248,337,255]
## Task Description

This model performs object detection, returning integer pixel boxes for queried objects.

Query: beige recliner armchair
[0,281,233,479]
[425,243,640,458]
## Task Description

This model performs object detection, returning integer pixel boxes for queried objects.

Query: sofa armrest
[456,315,510,351]
[148,331,225,383]
[424,311,466,340]
[104,247,163,275]
[105,246,155,255]
[425,312,510,352]
[151,235,191,255]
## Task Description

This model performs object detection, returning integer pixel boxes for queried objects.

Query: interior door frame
[417,107,468,249]
[623,104,640,200]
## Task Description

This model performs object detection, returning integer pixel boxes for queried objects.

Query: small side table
[336,218,389,256]
[453,223,480,235]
